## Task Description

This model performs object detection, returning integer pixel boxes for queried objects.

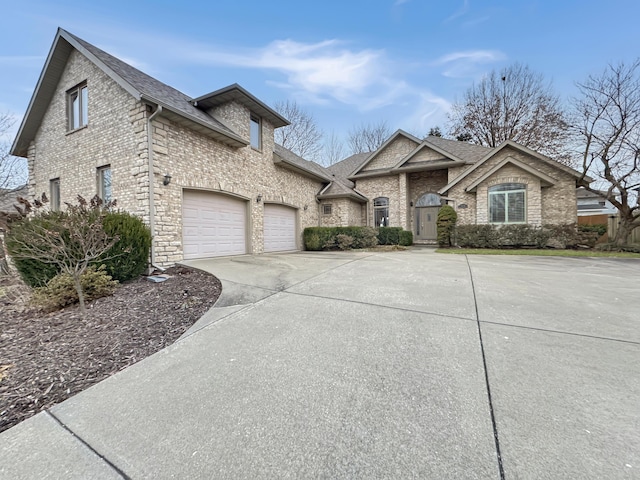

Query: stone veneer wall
[446,146,577,226]
[319,198,364,227]
[154,105,322,264]
[406,146,448,163]
[29,50,147,218]
[360,137,419,171]
[355,175,409,229]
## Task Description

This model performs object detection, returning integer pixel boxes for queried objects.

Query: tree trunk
[612,215,636,246]
[73,275,86,314]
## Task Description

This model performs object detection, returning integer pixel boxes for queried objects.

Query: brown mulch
[0,265,221,433]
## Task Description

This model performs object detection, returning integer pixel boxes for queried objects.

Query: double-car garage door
[182,190,296,259]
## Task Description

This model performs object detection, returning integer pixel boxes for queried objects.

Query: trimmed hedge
[454,223,599,249]
[304,226,413,250]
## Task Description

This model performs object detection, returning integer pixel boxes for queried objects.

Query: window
[50,178,60,211]
[373,197,389,227]
[68,83,88,130]
[97,166,112,203]
[489,183,526,223]
[322,204,332,215]
[250,114,261,149]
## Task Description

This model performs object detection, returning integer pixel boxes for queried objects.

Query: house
[576,187,617,216]
[11,29,590,265]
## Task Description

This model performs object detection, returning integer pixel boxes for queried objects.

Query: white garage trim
[263,204,297,253]
[182,190,248,259]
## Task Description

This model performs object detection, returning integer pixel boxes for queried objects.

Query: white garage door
[182,190,247,259]
[264,204,297,252]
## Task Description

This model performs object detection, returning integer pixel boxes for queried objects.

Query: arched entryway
[414,193,442,241]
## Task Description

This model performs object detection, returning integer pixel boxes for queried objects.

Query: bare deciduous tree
[448,63,571,163]
[322,130,345,166]
[0,112,27,199]
[573,60,640,246]
[347,121,391,154]
[274,100,323,161]
[6,195,120,313]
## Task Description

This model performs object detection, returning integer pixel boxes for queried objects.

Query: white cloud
[181,38,402,108]
[433,50,506,78]
[445,0,470,23]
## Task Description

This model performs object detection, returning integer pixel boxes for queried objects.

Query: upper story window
[374,197,389,227]
[50,178,60,211]
[250,113,261,150]
[489,183,526,223]
[67,82,88,131]
[97,165,112,203]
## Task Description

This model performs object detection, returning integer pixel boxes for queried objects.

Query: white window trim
[67,82,88,131]
[50,178,60,211]
[250,113,262,150]
[97,165,112,203]
[488,185,527,224]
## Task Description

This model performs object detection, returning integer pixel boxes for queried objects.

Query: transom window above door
[415,193,442,207]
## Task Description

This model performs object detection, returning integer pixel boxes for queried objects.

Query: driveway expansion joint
[466,255,506,480]
[46,411,130,480]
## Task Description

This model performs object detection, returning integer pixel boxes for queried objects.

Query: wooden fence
[607,215,640,243]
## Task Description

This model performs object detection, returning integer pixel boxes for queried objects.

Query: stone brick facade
[28,51,323,265]
[319,199,364,227]
[361,137,419,171]
[29,50,146,218]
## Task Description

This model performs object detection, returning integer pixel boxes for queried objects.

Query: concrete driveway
[1,249,639,479]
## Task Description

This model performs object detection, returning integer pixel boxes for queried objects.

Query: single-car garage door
[182,190,247,259]
[264,204,297,252]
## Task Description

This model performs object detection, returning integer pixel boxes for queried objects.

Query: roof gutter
[147,104,163,272]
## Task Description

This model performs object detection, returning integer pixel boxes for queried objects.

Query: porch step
[413,239,438,245]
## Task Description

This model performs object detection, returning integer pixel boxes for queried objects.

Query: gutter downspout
[147,104,163,272]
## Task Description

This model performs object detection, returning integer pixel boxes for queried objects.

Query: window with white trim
[250,113,261,149]
[374,197,389,227]
[50,178,60,211]
[97,165,112,203]
[489,183,526,223]
[68,82,88,130]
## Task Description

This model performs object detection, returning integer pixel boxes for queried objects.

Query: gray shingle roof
[65,31,241,139]
[273,144,332,182]
[424,136,491,164]
[328,153,369,185]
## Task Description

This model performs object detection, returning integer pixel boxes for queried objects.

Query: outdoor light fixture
[304,204,308,211]
[163,174,172,186]
[256,194,263,203]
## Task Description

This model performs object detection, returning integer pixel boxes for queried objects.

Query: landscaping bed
[0,265,221,434]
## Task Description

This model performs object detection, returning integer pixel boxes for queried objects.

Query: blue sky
[2,0,640,150]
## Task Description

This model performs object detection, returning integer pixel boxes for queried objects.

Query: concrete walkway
[1,250,639,479]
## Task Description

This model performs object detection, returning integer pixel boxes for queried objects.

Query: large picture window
[489,183,526,223]
[373,197,389,227]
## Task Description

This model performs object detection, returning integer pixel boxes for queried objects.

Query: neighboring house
[576,187,617,216]
[0,186,28,216]
[11,29,591,265]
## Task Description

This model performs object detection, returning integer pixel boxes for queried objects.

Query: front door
[415,206,439,240]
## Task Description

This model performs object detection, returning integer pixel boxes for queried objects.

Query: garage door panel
[264,204,297,253]
[182,191,247,259]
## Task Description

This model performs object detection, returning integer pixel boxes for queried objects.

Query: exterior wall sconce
[304,205,308,211]
[410,201,414,207]
[256,194,263,203]
[163,174,172,186]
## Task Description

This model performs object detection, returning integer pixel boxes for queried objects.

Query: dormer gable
[351,130,421,176]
